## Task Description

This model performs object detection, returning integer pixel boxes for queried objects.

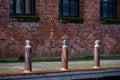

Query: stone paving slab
[0,60,120,73]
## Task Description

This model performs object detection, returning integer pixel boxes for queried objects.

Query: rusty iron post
[24,40,32,73]
[61,40,68,70]
[93,40,100,68]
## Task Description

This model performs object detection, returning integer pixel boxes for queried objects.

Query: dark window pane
[26,0,31,14]
[31,0,35,14]
[25,0,35,14]
[109,4,115,17]
[10,0,14,13]
[103,0,108,2]
[103,3,108,17]
[63,0,70,16]
[16,0,25,14]
[71,0,79,16]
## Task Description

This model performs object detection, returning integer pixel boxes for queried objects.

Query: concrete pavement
[0,60,120,73]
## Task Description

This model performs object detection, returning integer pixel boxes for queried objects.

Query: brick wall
[0,0,120,58]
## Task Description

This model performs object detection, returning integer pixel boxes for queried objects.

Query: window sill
[59,16,84,23]
[10,14,40,22]
[100,18,120,24]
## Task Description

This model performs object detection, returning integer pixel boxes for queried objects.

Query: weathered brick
[0,0,120,58]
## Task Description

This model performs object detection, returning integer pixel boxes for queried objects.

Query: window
[100,0,117,18]
[10,0,39,22]
[59,0,79,17]
[10,0,35,14]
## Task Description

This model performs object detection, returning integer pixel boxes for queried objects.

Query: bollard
[61,40,68,70]
[24,40,32,73]
[93,40,100,69]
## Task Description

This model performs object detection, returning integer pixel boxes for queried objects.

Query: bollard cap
[62,40,68,48]
[25,40,31,48]
[94,40,100,47]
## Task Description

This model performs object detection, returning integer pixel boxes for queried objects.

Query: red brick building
[0,0,120,58]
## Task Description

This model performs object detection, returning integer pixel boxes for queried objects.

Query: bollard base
[93,66,100,69]
[24,70,31,73]
[61,68,68,71]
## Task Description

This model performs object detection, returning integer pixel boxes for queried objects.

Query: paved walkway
[0,60,120,73]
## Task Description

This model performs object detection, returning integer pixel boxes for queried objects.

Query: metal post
[93,40,100,68]
[61,40,68,70]
[24,40,32,73]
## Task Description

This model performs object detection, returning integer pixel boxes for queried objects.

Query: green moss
[18,55,25,62]
[0,60,18,63]
[59,16,84,23]
[100,18,120,24]
[10,14,40,22]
